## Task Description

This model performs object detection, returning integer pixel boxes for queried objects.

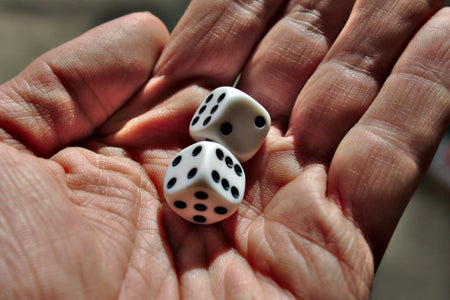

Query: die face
[189,86,271,162]
[164,142,207,195]
[167,186,238,224]
[205,144,246,203]
[164,141,245,224]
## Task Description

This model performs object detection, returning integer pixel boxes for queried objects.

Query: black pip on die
[189,86,271,162]
[164,141,245,224]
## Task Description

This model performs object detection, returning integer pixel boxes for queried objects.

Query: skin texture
[0,1,449,299]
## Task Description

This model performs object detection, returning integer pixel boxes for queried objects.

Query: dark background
[0,1,449,299]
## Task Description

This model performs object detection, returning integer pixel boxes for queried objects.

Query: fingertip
[125,11,170,51]
[75,11,170,69]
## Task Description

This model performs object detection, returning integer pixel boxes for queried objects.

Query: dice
[189,86,271,162]
[164,86,270,224]
[163,141,245,224]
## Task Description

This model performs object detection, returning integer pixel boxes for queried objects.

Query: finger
[154,0,285,85]
[102,0,285,143]
[98,84,209,149]
[0,13,169,156]
[238,0,356,131]
[328,8,450,264]
[287,0,444,162]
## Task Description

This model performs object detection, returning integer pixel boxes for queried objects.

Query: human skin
[0,1,449,299]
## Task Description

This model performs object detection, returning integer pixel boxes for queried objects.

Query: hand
[1,2,448,299]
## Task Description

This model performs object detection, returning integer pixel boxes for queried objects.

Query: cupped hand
[1,1,449,299]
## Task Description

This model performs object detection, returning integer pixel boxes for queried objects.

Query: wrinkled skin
[0,1,449,299]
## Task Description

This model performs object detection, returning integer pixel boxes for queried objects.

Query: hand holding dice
[164,87,271,224]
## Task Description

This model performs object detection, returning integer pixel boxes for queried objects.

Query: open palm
[1,1,449,299]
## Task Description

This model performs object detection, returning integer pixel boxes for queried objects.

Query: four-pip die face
[164,141,245,225]
[189,86,271,163]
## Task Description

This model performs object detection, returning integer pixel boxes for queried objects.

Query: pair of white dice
[163,87,271,224]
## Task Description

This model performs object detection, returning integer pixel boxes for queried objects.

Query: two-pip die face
[189,86,271,163]
[164,141,245,225]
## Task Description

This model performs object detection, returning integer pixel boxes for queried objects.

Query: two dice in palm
[164,87,271,224]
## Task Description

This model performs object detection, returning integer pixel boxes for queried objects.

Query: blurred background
[0,1,449,299]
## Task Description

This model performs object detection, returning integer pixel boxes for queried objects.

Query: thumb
[0,12,168,156]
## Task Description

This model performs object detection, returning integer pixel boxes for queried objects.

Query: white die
[189,86,271,162]
[163,141,245,224]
